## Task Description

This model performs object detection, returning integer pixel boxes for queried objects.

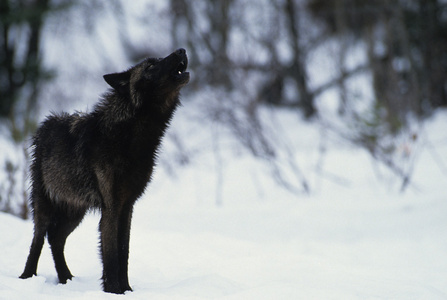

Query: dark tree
[1,0,52,122]
[0,0,69,218]
[308,0,447,119]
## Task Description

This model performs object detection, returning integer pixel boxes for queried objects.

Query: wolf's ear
[103,71,130,93]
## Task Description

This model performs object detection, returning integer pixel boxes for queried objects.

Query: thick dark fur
[19,49,189,294]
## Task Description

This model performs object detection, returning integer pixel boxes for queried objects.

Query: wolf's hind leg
[20,221,50,279]
[47,207,86,284]
[20,193,52,279]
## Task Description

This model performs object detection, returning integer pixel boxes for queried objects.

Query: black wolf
[19,49,189,294]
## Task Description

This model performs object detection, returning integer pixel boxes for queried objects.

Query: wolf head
[103,48,190,110]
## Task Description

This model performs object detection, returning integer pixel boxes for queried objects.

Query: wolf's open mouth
[169,49,189,84]
[176,61,187,74]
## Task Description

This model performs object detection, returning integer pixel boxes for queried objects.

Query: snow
[1,106,447,299]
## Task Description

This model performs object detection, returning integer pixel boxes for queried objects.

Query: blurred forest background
[1,0,447,218]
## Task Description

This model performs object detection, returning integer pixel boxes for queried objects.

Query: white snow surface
[1,104,447,299]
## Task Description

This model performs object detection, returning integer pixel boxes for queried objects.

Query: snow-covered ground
[1,103,446,299]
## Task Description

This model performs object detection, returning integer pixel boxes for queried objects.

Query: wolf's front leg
[99,209,122,294]
[118,203,134,292]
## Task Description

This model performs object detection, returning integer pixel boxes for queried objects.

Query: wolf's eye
[147,64,155,70]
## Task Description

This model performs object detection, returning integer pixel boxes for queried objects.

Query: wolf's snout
[175,48,186,56]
